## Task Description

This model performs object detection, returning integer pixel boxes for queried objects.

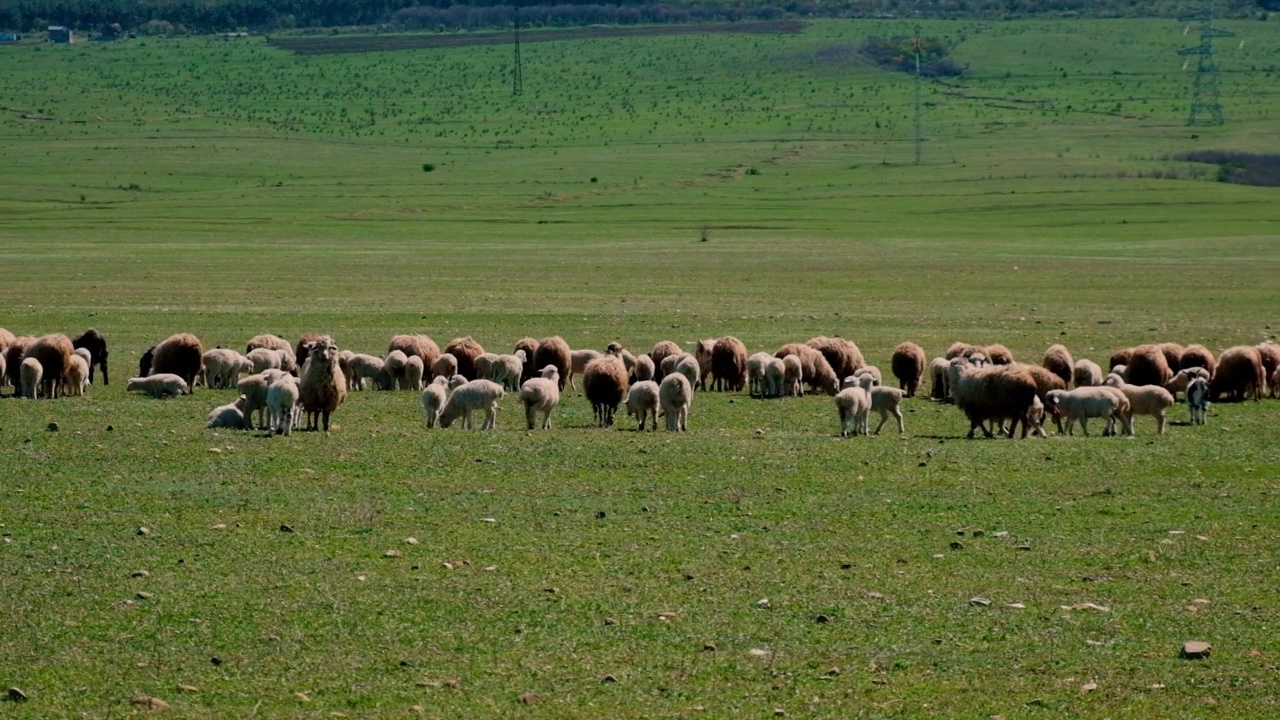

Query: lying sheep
[267,375,301,436]
[404,356,425,392]
[659,372,692,431]
[1103,376,1175,435]
[781,354,803,397]
[1165,367,1211,402]
[625,380,661,431]
[1187,377,1211,425]
[929,357,951,401]
[439,379,505,430]
[1044,387,1128,437]
[746,352,771,396]
[20,357,42,399]
[1072,358,1103,388]
[431,353,458,381]
[420,377,449,428]
[207,396,249,430]
[763,357,786,399]
[127,373,189,399]
[519,366,561,430]
[834,385,871,437]
[891,342,926,398]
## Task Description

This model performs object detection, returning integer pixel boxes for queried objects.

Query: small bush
[422,163,435,172]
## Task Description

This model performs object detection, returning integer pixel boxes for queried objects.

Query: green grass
[1,18,1279,718]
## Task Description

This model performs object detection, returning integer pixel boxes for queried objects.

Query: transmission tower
[1178,1,1233,126]
[512,2,523,96]
[911,25,923,165]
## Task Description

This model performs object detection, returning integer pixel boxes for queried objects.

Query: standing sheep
[929,357,951,401]
[746,352,771,396]
[984,344,1015,365]
[383,350,409,390]
[775,343,839,395]
[890,341,927,398]
[404,355,425,391]
[1042,344,1074,386]
[1257,342,1280,382]
[439,379,505,430]
[1108,347,1134,371]
[806,336,865,379]
[431,352,458,380]
[647,340,682,383]
[473,352,500,381]
[71,329,109,385]
[299,340,347,432]
[1103,375,1175,435]
[19,357,42,399]
[151,333,204,392]
[207,395,250,430]
[293,333,328,373]
[693,339,715,390]
[869,385,907,435]
[247,347,285,374]
[1179,344,1217,378]
[519,366,562,430]
[762,357,787,398]
[945,342,978,360]
[834,386,871,437]
[632,354,656,383]
[1072,358,1103,388]
[420,377,449,428]
[246,334,292,355]
[444,337,486,380]
[1211,345,1265,402]
[236,370,287,429]
[344,354,384,391]
[1187,377,1211,425]
[66,354,90,397]
[487,354,524,391]
[659,372,692,432]
[138,346,155,378]
[3,336,35,393]
[1124,344,1172,387]
[534,336,573,391]
[674,353,701,391]
[1044,387,1128,437]
[951,364,1040,439]
[514,337,540,383]
[389,334,442,376]
[624,380,661,431]
[23,333,74,399]
[1272,366,1280,400]
[1157,342,1184,373]
[267,375,301,436]
[203,349,253,389]
[710,336,748,392]
[127,373,189,398]
[1165,367,1211,402]
[781,354,803,397]
[568,348,602,390]
[584,355,629,427]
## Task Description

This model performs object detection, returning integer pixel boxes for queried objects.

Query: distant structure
[911,24,924,165]
[47,26,72,43]
[0,32,21,42]
[1179,1,1234,126]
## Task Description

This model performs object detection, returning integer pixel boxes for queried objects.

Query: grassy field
[1,17,1279,717]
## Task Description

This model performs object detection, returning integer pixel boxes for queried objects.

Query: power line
[1178,0,1234,126]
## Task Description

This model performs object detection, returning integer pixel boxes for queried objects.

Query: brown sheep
[1179,344,1217,377]
[1012,363,1067,433]
[442,337,484,380]
[775,343,839,395]
[1124,344,1172,387]
[0,328,15,354]
[890,341,927,398]
[583,354,628,427]
[1257,342,1280,381]
[649,340,682,382]
[710,336,748,392]
[514,337,540,383]
[246,334,292,355]
[945,342,978,360]
[983,344,1014,366]
[1041,344,1074,386]
[389,334,442,374]
[151,333,204,392]
[299,339,347,431]
[1212,345,1265,402]
[693,339,715,390]
[1157,342,1184,373]
[806,336,865,379]
[952,363,1041,439]
[533,336,572,391]
[4,336,36,393]
[294,333,328,372]
[23,334,74,398]
[1108,347,1133,371]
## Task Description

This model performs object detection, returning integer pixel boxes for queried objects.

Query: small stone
[815,614,832,624]
[211,524,226,530]
[1150,683,1165,690]
[1182,641,1212,659]
[774,709,786,716]
[384,550,402,558]
[703,643,717,652]
[130,696,168,708]
[1004,603,1025,610]
[7,687,28,702]
[355,575,366,582]
[1195,535,1209,541]
[756,598,770,609]
[956,529,966,536]
[518,693,538,705]
[748,648,770,657]
[1061,602,1109,612]
[136,591,153,600]
[603,617,617,626]
[970,597,992,607]
[443,679,460,689]
[1193,598,1210,605]
[136,527,150,536]
[178,684,199,693]
[207,447,222,454]
[279,524,294,533]
[131,570,150,578]
[481,518,496,523]
[657,611,677,621]
[47,422,59,432]
[1081,682,1098,693]
[295,692,310,702]
[405,537,418,545]
[106,424,114,431]
[950,541,964,550]
[972,529,985,538]
[1015,543,1032,551]
[601,674,617,683]
[992,531,1009,538]
[595,511,606,519]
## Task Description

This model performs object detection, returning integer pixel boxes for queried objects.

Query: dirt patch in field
[268,20,806,55]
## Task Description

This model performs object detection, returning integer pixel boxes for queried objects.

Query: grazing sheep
[1042,344,1074,386]
[0,351,6,393]
[0,328,14,354]
[891,342,927,398]
[984,344,1014,366]
[834,386,871,437]
[267,375,301,436]
[624,380,661,431]
[775,343,839,395]
[568,349,602,390]
[710,336,748,392]
[762,357,787,398]
[71,329,109,385]
[1044,387,1128,437]
[659,352,682,380]
[1272,366,1280,400]
[444,337,485,380]
[19,357,43,399]
[151,333,204,391]
[534,336,572,390]
[693,339,715,390]
[1108,347,1133,371]
[951,363,1040,439]
[967,351,989,367]
[439,379,505,430]
[1211,345,1265,402]
[1124,344,1172,387]
[746,352,771,396]
[235,370,286,429]
[299,340,346,432]
[674,353,701,391]
[66,354,90,397]
[127,373,189,398]
[781,354,803,397]
[201,349,252,389]
[1257,342,1280,381]
[1187,377,1211,425]
[584,355,629,427]
[404,356,425,391]
[246,334,292,355]
[1110,365,1127,381]
[806,336,865,379]
[1102,376,1175,435]
[854,365,882,385]
[344,354,384,391]
[1072,358,1103,388]
[383,350,409,390]
[389,334,441,376]
[929,357,951,401]
[23,333,75,399]
[473,352,499,381]
[945,342,978,360]
[247,347,285,374]
[514,337,540,383]
[487,354,524,391]
[519,366,561,430]
[659,372,692,432]
[335,349,356,390]
[1157,342,1184,373]
[448,374,467,392]
[138,345,155,378]
[869,385,907,435]
[1165,367,1211,402]
[1179,344,1217,378]
[2,336,35,393]
[632,354,655,383]
[649,340,683,382]
[431,352,459,382]
[420,377,449,428]
[207,395,250,430]
[1011,363,1067,433]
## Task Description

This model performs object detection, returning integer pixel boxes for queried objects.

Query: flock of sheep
[4,327,1277,439]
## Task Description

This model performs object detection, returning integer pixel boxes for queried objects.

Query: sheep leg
[1155,412,1166,435]
[321,409,332,432]
[525,403,536,431]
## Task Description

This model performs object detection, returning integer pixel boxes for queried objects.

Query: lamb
[674,353,701,391]
[1124,344,1172,387]
[345,353,385,391]
[951,363,1040,439]
[983,344,1014,366]
[439,379,505,430]
[929,357,951,400]
[266,375,301,436]
[693,339,715,390]
[247,347,285,374]
[945,342,978,360]
[1044,387,1128,437]
[659,372,692,431]
[584,354,629,427]
[335,349,356,390]
[632,354,655,383]
[444,336,486,380]
[127,373,189,398]
[1165,367,1211,402]
[383,350,409,390]
[1072,358,1103,388]
[1257,342,1280,381]
[404,356,425,391]
[389,334,441,376]
[206,395,250,430]
[19,357,42,399]
[519,366,562,430]
[66,354,90,397]
[299,340,346,432]
[420,377,449,428]
[763,357,787,398]
[1042,344,1074,386]
[869,385,907,435]
[1187,377,1211,425]
[1103,376,1175,435]
[806,336,866,379]
[854,365,882,385]
[710,336,748,392]
[967,351,989,367]
[659,352,682,380]
[473,352,499,381]
[1157,342,1184,373]
[1211,345,1265,402]
[487,354,524,391]
[606,343,637,376]
[775,343,839,395]
[448,374,468,392]
[71,329,109,385]
[648,340,683,382]
[202,349,252,389]
[151,333,204,391]
[890,341,927,397]
[23,333,75,398]
[568,349,602,390]
[1012,363,1067,433]
[624,380,661,431]
[534,336,573,390]
[236,370,288,429]
[431,353,458,381]
[1179,344,1217,377]
[834,386,871,437]
[514,337,540,383]
[746,352,771,396]
[781,354,803,397]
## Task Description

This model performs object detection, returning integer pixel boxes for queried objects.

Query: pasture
[1,17,1278,717]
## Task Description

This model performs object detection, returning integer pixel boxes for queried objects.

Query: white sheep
[1187,377,1210,425]
[746,352,770,396]
[207,395,249,430]
[384,350,409,390]
[1103,376,1175,435]
[439,379,505,430]
[762,357,786,398]
[1044,387,1128,437]
[346,353,385,391]
[834,386,871,437]
[633,354,656,382]
[869,385,906,435]
[568,349,602,390]
[519,366,561,430]
[488,354,525,391]
[625,380,661,431]
[267,374,301,436]
[236,370,288,429]
[448,374,467,392]
[473,352,500,381]
[127,373,189,398]
[20,357,42,399]
[66,354,90,396]
[420,376,449,428]
[336,349,356,389]
[854,365,882,385]
[1072,358,1104,388]
[404,355,425,392]
[929,356,951,401]
[202,348,253,389]
[247,347,284,374]
[674,353,701,391]
[659,373,692,432]
[782,354,803,397]
[431,353,458,380]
